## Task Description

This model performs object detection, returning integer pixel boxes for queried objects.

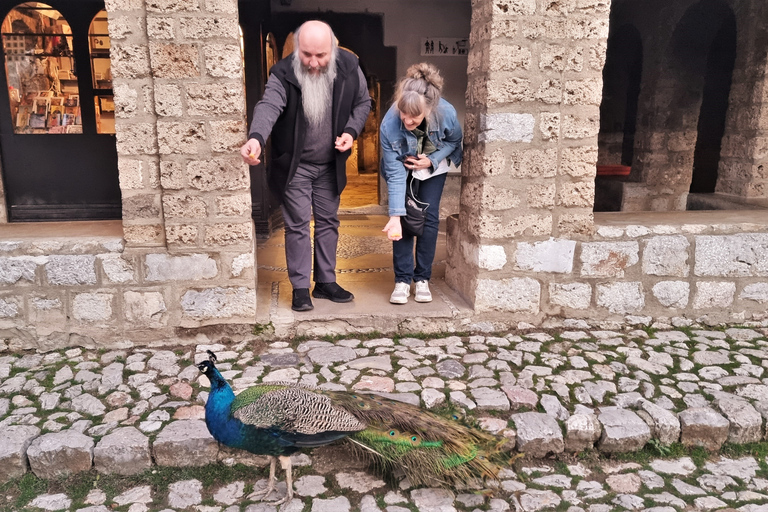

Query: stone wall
[106,0,257,331]
[447,211,768,326]
[615,0,768,211]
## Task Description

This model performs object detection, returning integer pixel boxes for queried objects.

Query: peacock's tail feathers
[330,392,508,487]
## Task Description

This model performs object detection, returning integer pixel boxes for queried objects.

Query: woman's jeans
[393,172,447,283]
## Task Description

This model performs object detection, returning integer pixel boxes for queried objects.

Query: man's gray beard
[293,52,337,128]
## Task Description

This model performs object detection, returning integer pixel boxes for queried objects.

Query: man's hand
[383,216,403,241]
[241,139,261,165]
[335,133,354,152]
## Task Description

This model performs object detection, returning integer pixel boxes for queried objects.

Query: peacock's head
[196,350,218,375]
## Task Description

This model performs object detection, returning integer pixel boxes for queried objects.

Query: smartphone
[396,153,417,163]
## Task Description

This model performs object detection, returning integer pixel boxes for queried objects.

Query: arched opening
[594,23,643,212]
[689,13,736,194]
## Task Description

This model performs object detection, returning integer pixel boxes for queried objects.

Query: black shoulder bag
[402,172,429,237]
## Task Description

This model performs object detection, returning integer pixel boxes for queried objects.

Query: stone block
[107,15,140,39]
[149,43,200,79]
[511,412,564,457]
[116,123,157,155]
[539,45,584,72]
[113,83,138,118]
[478,245,507,271]
[557,212,593,237]
[110,45,151,78]
[153,420,217,466]
[637,399,680,445]
[539,112,560,140]
[0,256,39,284]
[596,282,644,314]
[740,283,768,303]
[0,425,40,482]
[118,159,143,190]
[471,387,510,410]
[472,183,522,211]
[162,194,207,218]
[210,120,247,152]
[186,83,244,116]
[28,296,65,332]
[180,286,256,320]
[558,180,594,207]
[509,149,558,178]
[204,222,253,246]
[715,399,763,444]
[230,253,254,277]
[597,408,651,453]
[124,291,167,326]
[474,278,540,313]
[581,242,638,277]
[72,293,114,322]
[564,78,602,106]
[489,44,531,71]
[652,281,690,308]
[180,16,238,38]
[123,194,161,219]
[549,282,591,309]
[535,78,562,104]
[45,255,97,285]
[94,427,151,475]
[693,281,736,309]
[526,182,556,208]
[695,234,768,276]
[679,407,730,451]
[488,77,534,105]
[643,236,690,277]
[166,225,199,246]
[98,254,136,284]
[470,212,552,238]
[590,41,607,70]
[492,0,535,15]
[516,239,575,273]
[123,224,164,245]
[27,430,94,479]
[154,84,183,117]
[205,0,238,14]
[160,161,185,189]
[147,15,174,39]
[565,413,601,452]
[205,44,242,77]
[560,146,597,177]
[157,122,206,154]
[145,253,218,282]
[563,112,600,139]
[479,113,534,143]
[216,194,251,217]
[188,157,249,191]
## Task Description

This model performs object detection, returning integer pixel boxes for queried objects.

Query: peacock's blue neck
[204,369,246,446]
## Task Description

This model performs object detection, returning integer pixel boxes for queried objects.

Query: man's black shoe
[312,282,354,303]
[292,288,314,311]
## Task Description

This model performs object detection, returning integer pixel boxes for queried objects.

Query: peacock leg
[268,455,294,505]
[251,455,278,500]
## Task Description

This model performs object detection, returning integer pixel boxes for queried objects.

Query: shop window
[89,9,112,134]
[2,2,80,134]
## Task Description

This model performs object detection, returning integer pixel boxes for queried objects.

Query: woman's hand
[383,216,403,241]
[404,154,432,171]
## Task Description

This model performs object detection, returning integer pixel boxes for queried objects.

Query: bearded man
[241,20,371,311]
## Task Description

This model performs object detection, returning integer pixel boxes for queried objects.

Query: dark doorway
[690,15,736,193]
[0,0,120,221]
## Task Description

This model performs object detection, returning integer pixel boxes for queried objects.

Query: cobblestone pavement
[2,326,768,511]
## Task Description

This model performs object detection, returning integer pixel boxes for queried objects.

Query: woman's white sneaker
[390,282,410,304]
[414,280,432,302]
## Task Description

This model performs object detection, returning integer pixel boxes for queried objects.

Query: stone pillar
[716,0,768,199]
[446,0,608,316]
[108,0,256,328]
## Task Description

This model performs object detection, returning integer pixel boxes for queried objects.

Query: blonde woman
[380,63,463,304]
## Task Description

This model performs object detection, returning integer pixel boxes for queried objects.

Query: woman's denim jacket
[379,98,463,216]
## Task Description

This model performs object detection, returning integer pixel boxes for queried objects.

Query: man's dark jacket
[250,50,366,200]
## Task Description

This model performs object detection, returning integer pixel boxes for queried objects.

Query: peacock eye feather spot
[389,430,396,436]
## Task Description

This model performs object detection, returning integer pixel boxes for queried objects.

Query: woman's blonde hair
[394,63,444,119]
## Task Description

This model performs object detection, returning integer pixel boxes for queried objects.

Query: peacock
[197,350,510,504]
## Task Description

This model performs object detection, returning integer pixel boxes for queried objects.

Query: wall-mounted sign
[421,38,468,57]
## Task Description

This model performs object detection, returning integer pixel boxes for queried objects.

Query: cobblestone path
[1,326,768,511]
